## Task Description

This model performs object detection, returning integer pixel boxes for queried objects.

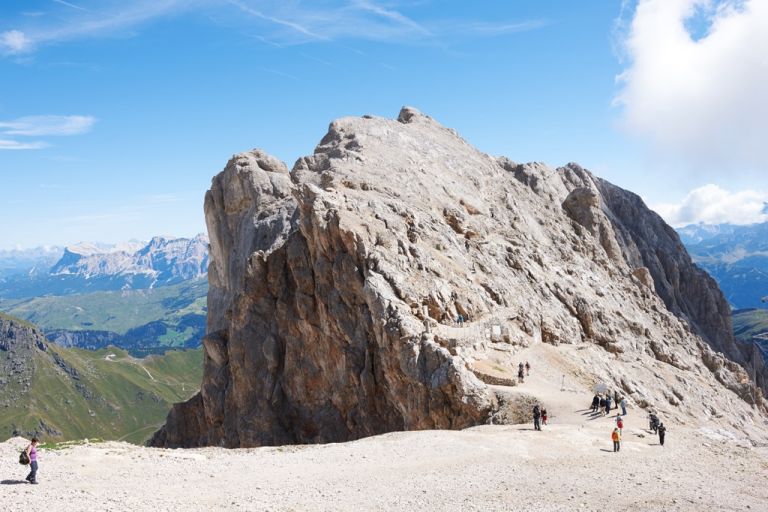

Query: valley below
[0,279,208,356]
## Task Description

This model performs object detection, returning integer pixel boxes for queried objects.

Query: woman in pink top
[25,437,39,484]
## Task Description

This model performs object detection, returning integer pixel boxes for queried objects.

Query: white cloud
[0,139,48,150]
[652,184,768,226]
[0,115,96,136]
[616,0,768,170]
[0,30,32,54]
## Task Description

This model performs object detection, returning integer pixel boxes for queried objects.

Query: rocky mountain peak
[152,108,767,449]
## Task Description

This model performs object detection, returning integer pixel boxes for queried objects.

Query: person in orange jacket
[612,428,621,452]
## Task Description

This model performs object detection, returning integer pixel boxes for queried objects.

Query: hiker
[599,395,606,415]
[591,394,600,413]
[614,390,621,407]
[457,314,464,327]
[648,413,660,433]
[658,423,667,446]
[612,428,621,452]
[518,367,525,383]
[620,397,627,416]
[541,407,548,426]
[533,405,542,431]
[25,437,39,484]
[604,396,612,416]
[615,414,624,434]
[525,361,531,376]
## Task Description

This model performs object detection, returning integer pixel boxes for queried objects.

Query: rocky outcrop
[0,314,46,402]
[152,107,766,448]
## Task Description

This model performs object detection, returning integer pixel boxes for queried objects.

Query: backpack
[19,450,30,465]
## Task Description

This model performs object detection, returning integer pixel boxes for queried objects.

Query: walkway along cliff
[150,108,766,448]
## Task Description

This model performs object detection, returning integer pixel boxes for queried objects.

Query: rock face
[152,108,766,448]
[0,313,46,410]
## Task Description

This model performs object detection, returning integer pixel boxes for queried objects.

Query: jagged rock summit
[152,107,767,448]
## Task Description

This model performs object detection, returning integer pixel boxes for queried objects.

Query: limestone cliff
[151,108,766,448]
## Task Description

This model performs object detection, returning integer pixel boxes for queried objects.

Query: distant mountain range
[0,234,209,298]
[677,222,768,309]
[0,236,209,355]
[677,222,768,362]
[0,246,62,278]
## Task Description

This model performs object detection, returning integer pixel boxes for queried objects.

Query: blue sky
[1,0,766,249]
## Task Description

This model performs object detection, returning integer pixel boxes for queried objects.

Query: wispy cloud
[52,0,93,13]
[1,0,200,55]
[0,139,48,150]
[452,19,550,36]
[0,0,548,56]
[0,115,96,136]
[259,67,299,80]
[0,115,95,150]
[227,0,324,41]
[352,0,432,36]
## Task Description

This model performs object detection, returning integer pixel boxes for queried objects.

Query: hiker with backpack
[648,413,660,433]
[615,414,624,434]
[532,405,542,431]
[541,407,548,426]
[604,396,612,415]
[591,394,600,413]
[658,423,667,446]
[22,437,39,484]
[612,428,621,452]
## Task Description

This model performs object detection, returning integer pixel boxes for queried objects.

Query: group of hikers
[590,391,628,416]
[517,361,530,383]
[532,404,548,431]
[526,382,669,452]
[610,412,667,451]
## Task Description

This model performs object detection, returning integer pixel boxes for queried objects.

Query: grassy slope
[0,310,35,329]
[0,279,207,334]
[1,345,202,444]
[732,309,768,342]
